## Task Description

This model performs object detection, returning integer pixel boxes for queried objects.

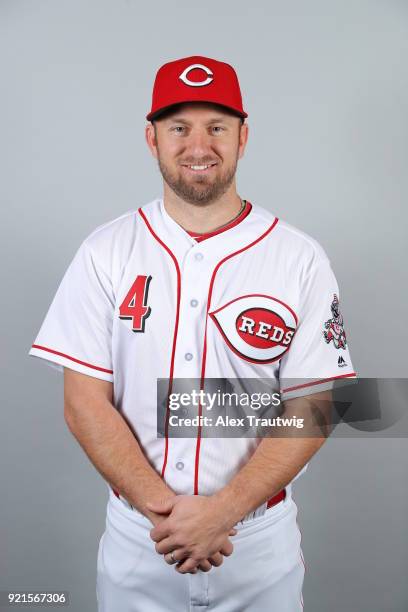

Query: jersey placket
[165,240,215,493]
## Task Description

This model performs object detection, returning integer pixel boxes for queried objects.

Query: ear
[238,122,249,160]
[145,122,158,160]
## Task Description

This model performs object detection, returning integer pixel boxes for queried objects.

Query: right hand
[148,509,237,573]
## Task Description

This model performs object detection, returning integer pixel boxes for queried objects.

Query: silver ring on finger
[170,551,177,564]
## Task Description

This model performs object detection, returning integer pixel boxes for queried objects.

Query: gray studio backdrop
[1,1,407,611]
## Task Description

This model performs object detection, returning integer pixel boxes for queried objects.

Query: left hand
[147,495,237,573]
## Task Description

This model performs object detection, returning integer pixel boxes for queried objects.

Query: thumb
[146,497,176,514]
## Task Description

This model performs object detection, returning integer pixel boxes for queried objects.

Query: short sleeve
[28,240,114,382]
[279,258,357,399]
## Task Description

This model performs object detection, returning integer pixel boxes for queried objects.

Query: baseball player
[29,56,357,611]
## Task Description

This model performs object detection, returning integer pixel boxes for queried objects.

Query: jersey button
[184,352,193,361]
[176,461,184,471]
[194,252,204,261]
[190,299,198,307]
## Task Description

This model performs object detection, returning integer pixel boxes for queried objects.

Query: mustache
[179,158,219,165]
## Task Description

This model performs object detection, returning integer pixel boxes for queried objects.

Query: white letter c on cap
[179,64,213,87]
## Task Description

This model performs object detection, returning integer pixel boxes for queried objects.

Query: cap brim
[146,101,248,122]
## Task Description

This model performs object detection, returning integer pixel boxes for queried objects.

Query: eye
[170,126,186,134]
[212,126,225,134]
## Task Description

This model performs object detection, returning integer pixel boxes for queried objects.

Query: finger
[208,552,223,567]
[150,523,172,543]
[155,537,179,555]
[198,560,212,572]
[164,552,175,565]
[219,540,234,557]
[164,550,184,565]
[175,558,200,574]
[229,528,238,536]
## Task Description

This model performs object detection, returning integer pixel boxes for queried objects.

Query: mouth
[180,163,218,174]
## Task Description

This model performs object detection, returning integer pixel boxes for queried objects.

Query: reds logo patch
[210,295,298,363]
[323,293,347,349]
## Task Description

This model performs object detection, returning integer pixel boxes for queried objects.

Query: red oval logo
[210,294,298,364]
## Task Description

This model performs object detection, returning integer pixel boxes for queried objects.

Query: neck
[162,181,243,234]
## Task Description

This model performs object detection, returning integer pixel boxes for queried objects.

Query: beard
[157,153,238,206]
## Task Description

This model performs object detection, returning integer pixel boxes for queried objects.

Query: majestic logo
[210,295,298,363]
[338,356,347,367]
[179,63,214,87]
[119,275,152,332]
[323,294,347,349]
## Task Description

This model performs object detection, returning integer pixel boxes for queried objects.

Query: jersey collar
[139,198,276,266]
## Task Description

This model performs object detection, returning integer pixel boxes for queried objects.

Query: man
[29,55,357,611]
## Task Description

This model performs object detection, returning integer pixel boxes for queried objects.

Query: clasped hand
[147,495,237,574]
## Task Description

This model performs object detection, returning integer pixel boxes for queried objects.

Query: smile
[181,163,218,172]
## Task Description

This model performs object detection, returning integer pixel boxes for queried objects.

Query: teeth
[185,164,217,170]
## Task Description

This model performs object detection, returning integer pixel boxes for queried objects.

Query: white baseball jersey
[29,198,356,514]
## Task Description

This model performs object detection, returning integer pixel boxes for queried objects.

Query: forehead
[155,102,240,123]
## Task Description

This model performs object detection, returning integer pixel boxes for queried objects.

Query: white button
[185,353,193,361]
[194,252,204,261]
[190,299,198,307]
[176,461,184,471]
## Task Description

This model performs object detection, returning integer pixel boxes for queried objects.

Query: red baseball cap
[146,55,248,121]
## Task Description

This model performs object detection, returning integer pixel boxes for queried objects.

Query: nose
[185,127,213,160]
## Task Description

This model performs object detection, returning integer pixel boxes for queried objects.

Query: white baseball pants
[96,491,305,612]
